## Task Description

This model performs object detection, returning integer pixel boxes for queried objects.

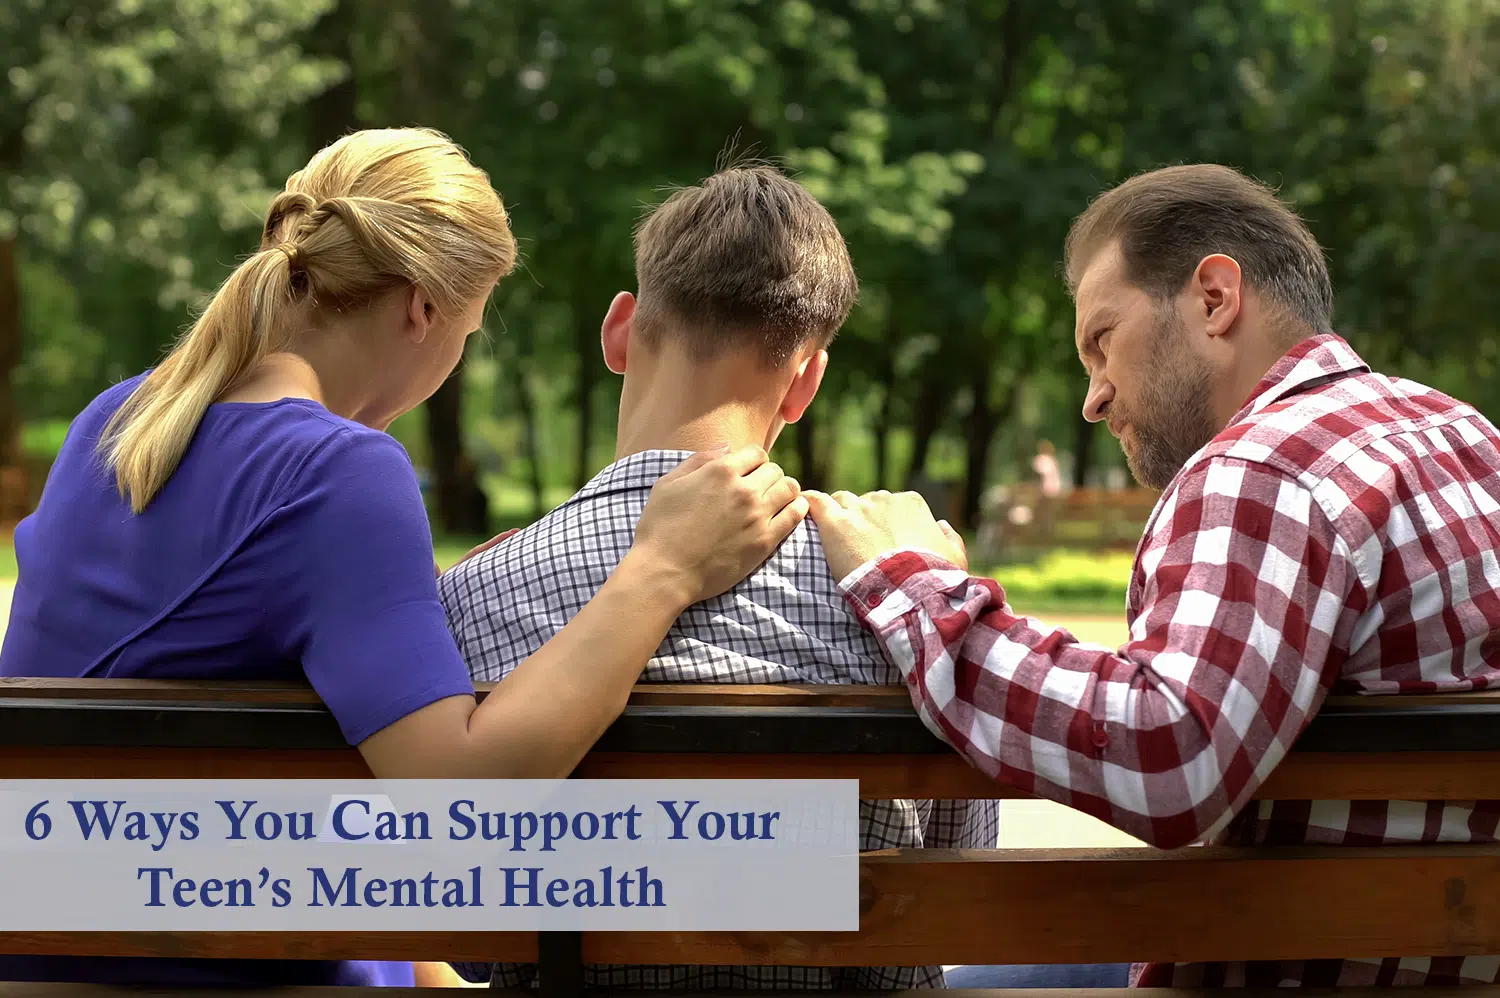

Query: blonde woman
[0,129,806,987]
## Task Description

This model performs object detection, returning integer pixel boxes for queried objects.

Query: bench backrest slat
[2,681,1499,800]
[3,847,1498,965]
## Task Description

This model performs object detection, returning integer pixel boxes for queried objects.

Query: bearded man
[806,163,1500,988]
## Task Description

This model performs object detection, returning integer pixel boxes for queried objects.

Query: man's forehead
[1073,243,1126,305]
[1072,247,1126,340]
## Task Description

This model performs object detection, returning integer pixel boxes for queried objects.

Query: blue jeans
[943,963,1131,988]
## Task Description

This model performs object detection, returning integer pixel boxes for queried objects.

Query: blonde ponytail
[99,127,516,513]
[101,247,298,512]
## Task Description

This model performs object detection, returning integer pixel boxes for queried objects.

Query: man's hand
[804,489,968,582]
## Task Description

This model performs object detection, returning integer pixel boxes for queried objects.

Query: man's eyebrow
[1083,307,1119,331]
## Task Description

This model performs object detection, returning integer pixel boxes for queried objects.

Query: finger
[467,527,521,558]
[802,490,844,522]
[661,443,732,481]
[900,490,934,513]
[830,490,859,508]
[718,444,771,477]
[761,474,800,513]
[741,460,785,496]
[767,494,810,542]
[938,519,966,555]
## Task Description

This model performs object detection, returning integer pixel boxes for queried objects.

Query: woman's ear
[779,349,829,424]
[406,286,435,344]
[601,291,636,375]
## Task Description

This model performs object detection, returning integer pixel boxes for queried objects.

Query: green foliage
[5,0,1500,532]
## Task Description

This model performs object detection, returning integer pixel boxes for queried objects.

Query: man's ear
[406,286,435,344]
[601,291,636,375]
[780,348,829,424]
[1192,254,1244,339]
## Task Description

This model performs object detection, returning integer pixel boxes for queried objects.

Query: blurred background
[2,0,1498,629]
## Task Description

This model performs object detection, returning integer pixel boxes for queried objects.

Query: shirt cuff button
[865,590,886,608]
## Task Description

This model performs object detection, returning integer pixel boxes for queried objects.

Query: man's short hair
[1064,163,1334,335]
[633,165,858,366]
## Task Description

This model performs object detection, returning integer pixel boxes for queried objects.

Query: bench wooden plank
[0,930,535,963]
[3,991,1498,998]
[3,745,1499,802]
[4,685,1500,757]
[580,749,1500,802]
[0,678,920,707]
[584,846,1500,966]
[2,847,1497,965]
[3,677,1495,711]
[3,681,1499,798]
[2,984,1500,990]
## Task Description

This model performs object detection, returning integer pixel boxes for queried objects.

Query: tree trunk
[1072,405,1096,488]
[872,329,896,490]
[1,89,30,519]
[904,369,947,488]
[509,357,546,521]
[306,1,358,148]
[873,386,892,491]
[376,0,489,536]
[0,237,22,470]
[960,365,1006,530]
[425,370,490,536]
[574,322,597,490]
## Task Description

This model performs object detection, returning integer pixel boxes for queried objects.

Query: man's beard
[1118,309,1220,491]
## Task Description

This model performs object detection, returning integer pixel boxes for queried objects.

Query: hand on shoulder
[804,489,968,582]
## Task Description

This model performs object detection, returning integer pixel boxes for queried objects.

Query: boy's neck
[613,348,782,460]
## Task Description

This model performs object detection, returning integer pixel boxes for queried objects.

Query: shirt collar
[1229,333,1371,426]
[560,449,696,510]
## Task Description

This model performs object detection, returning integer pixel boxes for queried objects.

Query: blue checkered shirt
[438,450,999,990]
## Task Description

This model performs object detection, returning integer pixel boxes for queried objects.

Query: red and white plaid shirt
[841,335,1500,987]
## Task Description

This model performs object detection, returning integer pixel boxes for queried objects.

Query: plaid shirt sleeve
[840,456,1365,847]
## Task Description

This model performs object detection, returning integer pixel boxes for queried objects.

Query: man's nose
[1083,381,1114,424]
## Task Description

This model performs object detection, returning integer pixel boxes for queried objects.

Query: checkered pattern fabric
[840,334,1500,988]
[439,450,998,989]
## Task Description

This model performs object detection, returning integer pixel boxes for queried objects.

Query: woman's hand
[628,444,807,607]
[804,489,967,582]
[434,528,522,578]
[457,528,522,564]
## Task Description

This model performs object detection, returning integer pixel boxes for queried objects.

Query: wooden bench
[1,677,1499,995]
[978,486,1161,560]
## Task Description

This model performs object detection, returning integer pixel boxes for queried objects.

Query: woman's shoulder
[67,373,417,509]
[204,401,419,510]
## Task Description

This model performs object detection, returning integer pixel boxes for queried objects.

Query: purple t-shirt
[0,375,477,987]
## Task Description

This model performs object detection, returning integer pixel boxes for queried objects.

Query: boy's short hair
[632,165,858,366]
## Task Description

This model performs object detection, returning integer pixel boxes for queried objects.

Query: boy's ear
[780,348,829,424]
[601,292,636,375]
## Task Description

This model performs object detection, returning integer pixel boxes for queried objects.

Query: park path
[0,581,1139,847]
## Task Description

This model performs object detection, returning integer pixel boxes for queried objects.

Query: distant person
[807,163,1500,987]
[1031,439,1063,543]
[1032,439,1063,498]
[439,164,1000,991]
[0,128,803,989]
